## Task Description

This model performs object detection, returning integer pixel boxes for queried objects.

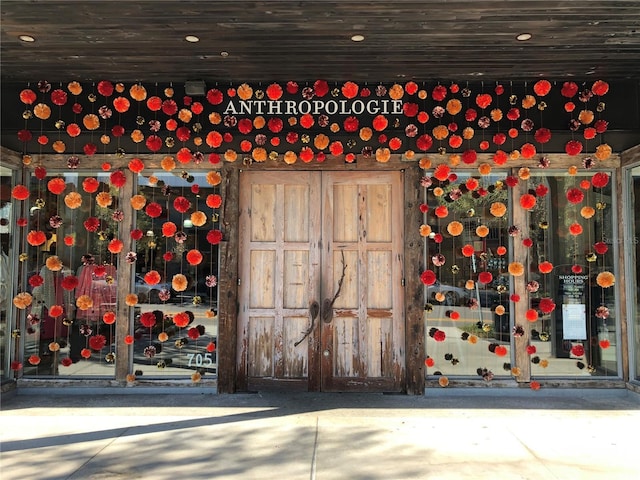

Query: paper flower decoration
[569,223,584,236]
[539,298,556,314]
[565,140,583,156]
[596,271,615,288]
[526,309,538,322]
[538,261,554,274]
[186,249,203,266]
[420,270,437,286]
[103,311,116,325]
[13,292,33,309]
[27,230,47,246]
[446,221,463,237]
[461,244,475,257]
[172,274,189,292]
[476,225,489,238]
[508,262,525,276]
[489,202,507,217]
[125,294,138,306]
[76,294,94,311]
[206,194,222,209]
[43,255,62,272]
[519,194,537,210]
[145,202,162,218]
[206,229,223,245]
[478,272,493,284]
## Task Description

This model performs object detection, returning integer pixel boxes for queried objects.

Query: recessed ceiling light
[469,72,484,76]
[19,35,35,42]
[351,34,365,42]
[220,51,229,58]
[185,35,200,43]
[516,33,532,41]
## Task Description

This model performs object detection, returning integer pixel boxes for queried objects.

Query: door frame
[216,159,425,394]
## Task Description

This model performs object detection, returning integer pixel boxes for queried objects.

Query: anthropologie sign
[223,98,404,116]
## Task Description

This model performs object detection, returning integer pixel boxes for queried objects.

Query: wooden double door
[238,170,405,392]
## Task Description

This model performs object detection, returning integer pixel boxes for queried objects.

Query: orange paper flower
[172,274,189,292]
[206,171,222,186]
[161,156,176,171]
[96,192,113,208]
[476,225,489,238]
[108,239,124,254]
[447,221,463,236]
[508,262,525,276]
[64,191,83,209]
[580,206,596,219]
[191,211,207,227]
[489,202,507,217]
[125,294,138,306]
[46,255,63,271]
[420,224,432,237]
[596,271,615,288]
[130,194,147,210]
[13,292,33,309]
[76,294,94,311]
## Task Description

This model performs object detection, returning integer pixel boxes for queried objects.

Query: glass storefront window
[22,171,119,377]
[424,171,512,380]
[627,166,640,382]
[1,166,15,380]
[132,172,219,378]
[528,171,618,377]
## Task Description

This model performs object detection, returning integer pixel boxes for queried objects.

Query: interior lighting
[516,33,532,41]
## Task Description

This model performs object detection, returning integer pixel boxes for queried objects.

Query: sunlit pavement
[1,389,638,480]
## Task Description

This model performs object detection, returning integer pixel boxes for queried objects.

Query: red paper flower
[461,149,477,164]
[29,274,44,287]
[522,238,533,248]
[162,222,177,237]
[146,96,162,111]
[535,184,549,197]
[145,202,162,218]
[425,357,435,367]
[47,177,66,195]
[566,187,585,204]
[173,196,191,213]
[329,141,344,156]
[186,249,203,265]
[173,312,191,328]
[162,99,178,116]
[163,252,174,262]
[591,172,609,188]
[434,205,448,218]
[313,79,329,97]
[584,127,597,140]
[127,158,145,174]
[17,129,32,142]
[286,81,299,95]
[11,185,30,201]
[571,344,585,357]
[449,135,463,149]
[143,270,161,285]
[526,345,537,355]
[49,305,64,317]
[206,194,223,208]
[341,81,359,99]
[113,96,130,113]
[561,81,579,98]
[521,143,536,159]
[465,108,477,121]
[60,357,73,367]
[433,330,446,342]
[83,217,100,232]
[371,114,388,131]
[569,223,583,235]
[478,272,493,284]
[300,147,314,163]
[96,80,113,97]
[403,103,419,117]
[539,297,556,314]
[494,345,508,357]
[475,93,492,109]
[510,294,521,302]
[428,85,448,102]
[110,170,126,187]
[27,230,47,246]
[146,135,163,152]
[593,241,609,255]
[343,116,358,132]
[140,312,157,328]
[416,134,433,152]
[61,275,79,290]
[265,83,283,101]
[533,79,552,96]
[420,270,437,286]
[80,348,92,359]
[465,178,479,191]
[538,261,554,274]
[207,229,223,244]
[89,334,107,351]
[594,119,608,134]
[526,309,538,322]
[206,88,223,105]
[461,245,475,257]
[108,239,124,254]
[534,128,552,144]
[131,229,143,240]
[591,80,609,96]
[267,118,283,133]
[20,88,37,104]
[572,265,583,274]
[565,140,583,156]
[519,194,537,210]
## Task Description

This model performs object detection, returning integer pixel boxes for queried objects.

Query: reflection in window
[133,172,220,378]
[528,171,617,377]
[628,166,640,381]
[424,171,512,379]
[1,167,15,380]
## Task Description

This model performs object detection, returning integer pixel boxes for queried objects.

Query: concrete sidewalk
[1,388,639,480]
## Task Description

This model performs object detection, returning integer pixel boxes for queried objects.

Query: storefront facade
[1,79,639,394]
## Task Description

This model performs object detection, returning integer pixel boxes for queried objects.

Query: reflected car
[426,280,470,306]
[134,274,172,304]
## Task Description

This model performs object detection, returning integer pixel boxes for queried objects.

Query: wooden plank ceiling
[1,0,640,84]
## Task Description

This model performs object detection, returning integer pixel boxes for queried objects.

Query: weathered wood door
[238,170,404,392]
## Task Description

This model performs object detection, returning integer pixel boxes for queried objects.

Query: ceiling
[1,0,640,84]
